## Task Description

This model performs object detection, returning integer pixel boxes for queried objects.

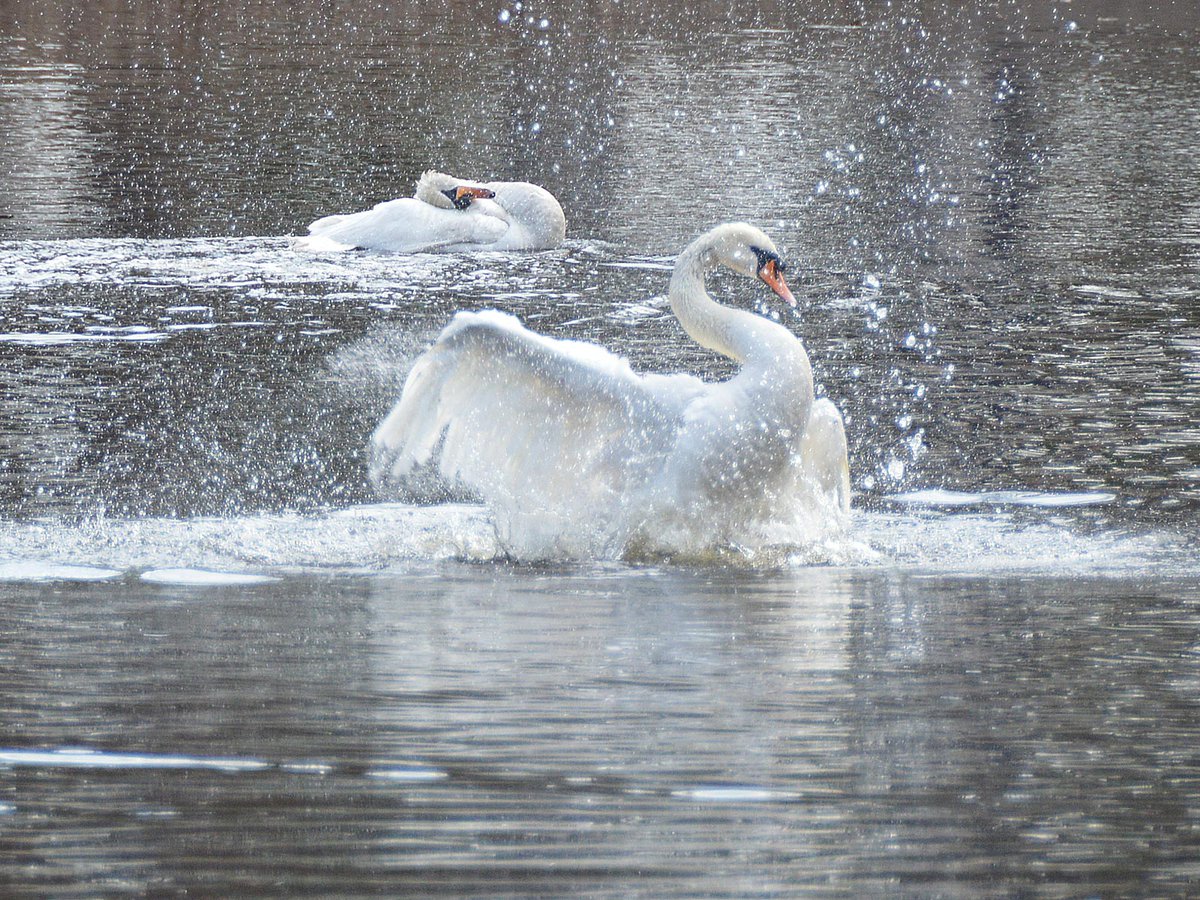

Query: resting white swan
[295,170,566,253]
[370,222,851,560]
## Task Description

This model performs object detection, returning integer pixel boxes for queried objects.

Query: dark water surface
[2,0,1199,895]
[3,569,1199,897]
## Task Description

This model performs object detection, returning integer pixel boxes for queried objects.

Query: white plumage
[370,223,850,560]
[295,170,566,253]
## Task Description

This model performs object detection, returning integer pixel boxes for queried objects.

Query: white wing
[298,198,508,253]
[369,310,705,554]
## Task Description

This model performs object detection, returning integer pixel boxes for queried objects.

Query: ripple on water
[891,488,1118,508]
[0,330,169,345]
[0,747,271,772]
[0,236,585,300]
[365,768,450,782]
[673,786,797,803]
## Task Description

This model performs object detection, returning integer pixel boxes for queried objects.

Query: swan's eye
[751,246,786,275]
[442,188,472,210]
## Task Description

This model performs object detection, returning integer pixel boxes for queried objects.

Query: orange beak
[455,186,496,202]
[758,258,796,307]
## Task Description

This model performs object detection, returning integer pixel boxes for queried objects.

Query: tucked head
[415,170,496,210]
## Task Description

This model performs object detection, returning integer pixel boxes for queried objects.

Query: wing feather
[369,311,704,549]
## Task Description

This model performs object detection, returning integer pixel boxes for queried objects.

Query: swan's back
[299,198,507,252]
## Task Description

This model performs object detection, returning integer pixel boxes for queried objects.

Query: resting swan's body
[370,223,850,560]
[296,170,565,253]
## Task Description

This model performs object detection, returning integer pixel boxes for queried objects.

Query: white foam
[857,507,1185,576]
[0,561,121,582]
[0,499,1188,578]
[0,503,499,578]
[365,767,449,782]
[0,746,270,772]
[139,568,279,586]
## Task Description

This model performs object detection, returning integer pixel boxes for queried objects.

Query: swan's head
[414,170,496,210]
[698,222,796,307]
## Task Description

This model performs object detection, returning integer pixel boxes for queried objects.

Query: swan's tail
[307,213,349,234]
[291,213,359,252]
[800,397,852,514]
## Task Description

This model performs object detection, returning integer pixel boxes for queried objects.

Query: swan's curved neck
[669,243,782,366]
[487,183,566,250]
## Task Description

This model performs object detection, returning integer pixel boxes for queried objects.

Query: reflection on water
[2,570,1199,896]
[1,0,1199,895]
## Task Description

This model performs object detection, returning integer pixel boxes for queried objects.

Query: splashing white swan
[370,222,850,560]
[295,170,566,253]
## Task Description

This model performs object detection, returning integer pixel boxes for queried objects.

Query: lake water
[2,0,1199,895]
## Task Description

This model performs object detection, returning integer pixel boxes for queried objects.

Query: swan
[294,170,566,253]
[369,222,851,560]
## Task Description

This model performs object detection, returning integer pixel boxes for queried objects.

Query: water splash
[0,494,1190,580]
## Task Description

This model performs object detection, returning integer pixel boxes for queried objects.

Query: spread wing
[299,198,508,252]
[369,311,705,535]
